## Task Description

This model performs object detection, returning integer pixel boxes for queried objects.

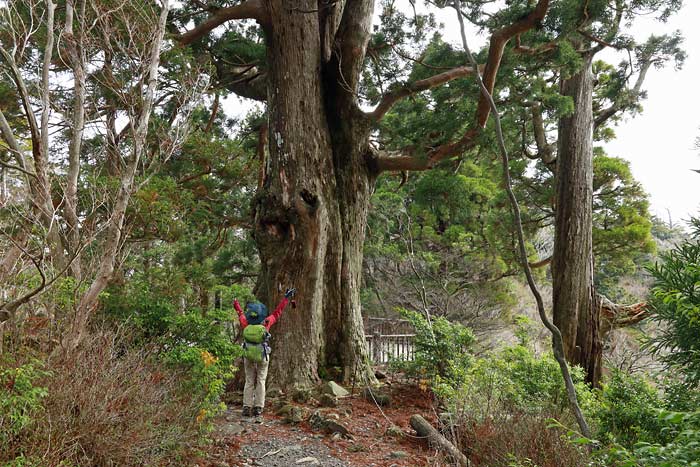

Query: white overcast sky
[598,2,700,224]
[223,2,699,222]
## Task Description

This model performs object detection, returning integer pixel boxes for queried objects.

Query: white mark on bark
[280,168,289,205]
[274,131,284,148]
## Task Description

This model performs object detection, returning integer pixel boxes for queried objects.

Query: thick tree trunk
[253,0,374,388]
[552,54,602,386]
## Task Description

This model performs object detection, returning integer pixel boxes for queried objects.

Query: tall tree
[176,0,551,386]
[545,1,683,385]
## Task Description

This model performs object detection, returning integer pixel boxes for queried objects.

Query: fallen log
[410,414,469,467]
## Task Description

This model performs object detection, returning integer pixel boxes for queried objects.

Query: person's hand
[285,288,296,299]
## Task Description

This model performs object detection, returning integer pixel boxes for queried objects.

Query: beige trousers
[243,357,269,408]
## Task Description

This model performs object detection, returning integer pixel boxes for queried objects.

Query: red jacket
[234,297,289,331]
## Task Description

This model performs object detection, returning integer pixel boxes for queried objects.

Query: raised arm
[233,299,248,328]
[263,288,296,330]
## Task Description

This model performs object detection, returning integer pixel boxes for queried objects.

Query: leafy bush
[102,277,245,422]
[586,370,667,447]
[390,308,474,385]
[0,360,49,449]
[645,219,700,385]
[591,410,700,467]
[440,342,590,419]
[434,342,592,467]
[160,309,242,421]
[662,379,700,412]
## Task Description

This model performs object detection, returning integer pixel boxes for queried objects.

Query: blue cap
[245,302,268,325]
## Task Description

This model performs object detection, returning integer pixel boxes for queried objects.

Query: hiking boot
[252,406,263,417]
[242,406,252,417]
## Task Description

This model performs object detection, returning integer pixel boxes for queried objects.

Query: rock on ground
[322,381,350,398]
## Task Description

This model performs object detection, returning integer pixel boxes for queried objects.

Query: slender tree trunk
[63,0,87,280]
[253,0,374,388]
[63,1,171,351]
[552,54,602,386]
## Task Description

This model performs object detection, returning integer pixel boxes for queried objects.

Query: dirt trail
[199,383,442,467]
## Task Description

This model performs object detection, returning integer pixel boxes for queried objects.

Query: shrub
[0,359,49,450]
[448,406,591,467]
[587,370,667,447]
[662,379,700,412]
[440,344,589,419]
[102,280,244,421]
[437,344,592,467]
[157,309,242,420]
[1,332,203,467]
[390,308,474,386]
[645,219,700,385]
[592,410,700,467]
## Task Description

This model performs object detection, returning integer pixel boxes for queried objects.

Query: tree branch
[600,295,648,334]
[0,108,30,173]
[529,255,552,269]
[177,0,269,46]
[367,65,483,121]
[594,60,651,130]
[0,47,42,154]
[373,129,479,172]
[513,34,558,55]
[528,103,556,163]
[374,0,550,173]
[473,0,550,128]
[332,0,376,98]
[214,61,267,101]
[0,158,36,179]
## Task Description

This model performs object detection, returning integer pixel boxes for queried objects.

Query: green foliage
[102,275,245,426]
[514,315,535,346]
[0,360,49,448]
[593,154,655,275]
[662,380,700,412]
[591,410,700,467]
[390,308,474,385]
[449,344,590,419]
[645,218,700,384]
[363,159,521,329]
[434,341,593,467]
[156,309,241,424]
[587,370,667,447]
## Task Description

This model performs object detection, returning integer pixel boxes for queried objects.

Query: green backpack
[242,324,271,362]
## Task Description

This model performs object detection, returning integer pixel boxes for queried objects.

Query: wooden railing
[364,317,415,363]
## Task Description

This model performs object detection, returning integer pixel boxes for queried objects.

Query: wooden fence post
[373,331,381,363]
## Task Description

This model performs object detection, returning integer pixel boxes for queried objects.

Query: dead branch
[600,295,648,335]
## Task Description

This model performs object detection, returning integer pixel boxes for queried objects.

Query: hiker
[233,287,296,418]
